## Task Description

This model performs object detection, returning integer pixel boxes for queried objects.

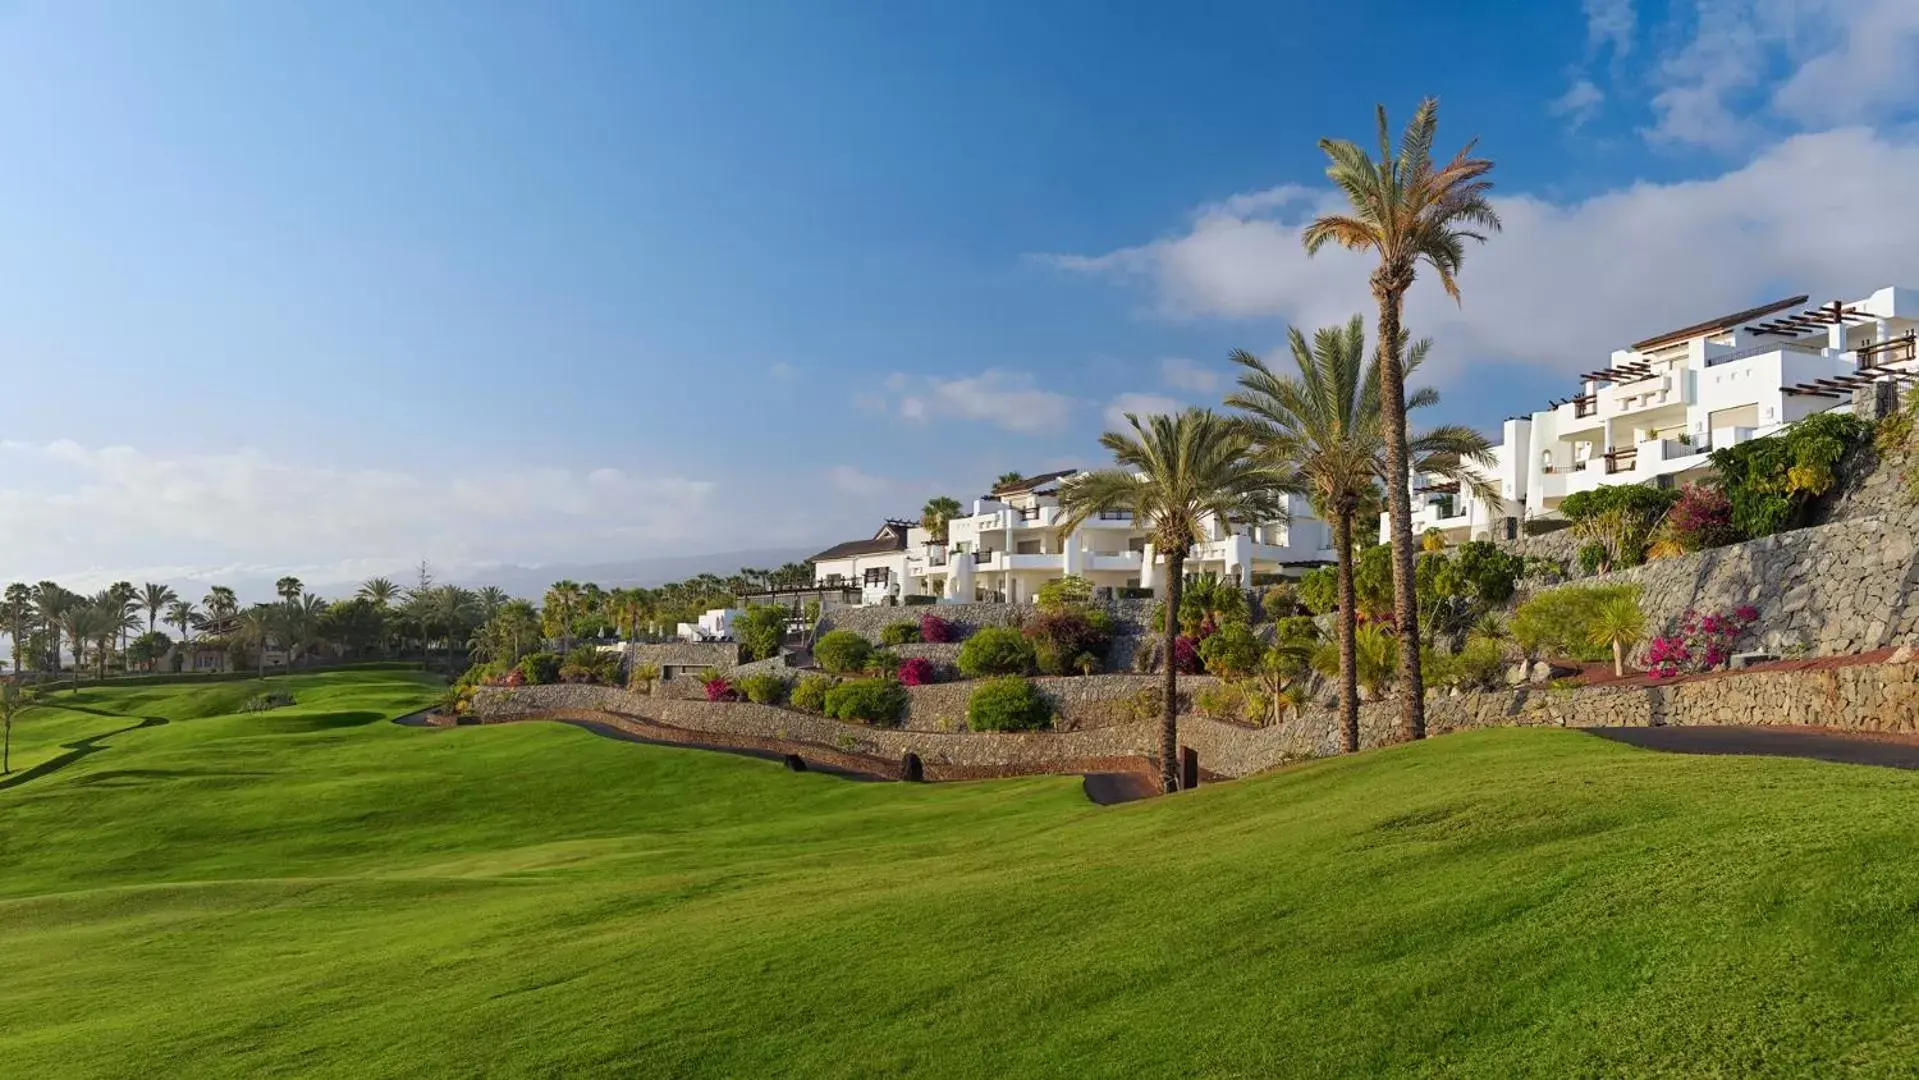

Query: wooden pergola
[1745,299,1878,339]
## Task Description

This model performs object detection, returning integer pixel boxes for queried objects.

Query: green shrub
[1710,411,1869,538]
[1453,541,1521,605]
[1116,586,1155,600]
[559,648,621,685]
[1179,574,1250,632]
[1429,636,1508,691]
[902,594,937,606]
[516,651,562,685]
[1259,583,1299,621]
[867,648,902,677]
[879,622,921,646]
[1511,584,1639,663]
[1035,574,1095,611]
[1297,567,1338,616]
[627,662,660,694]
[1197,623,1263,679]
[1576,542,1607,576]
[1024,609,1112,675]
[1272,616,1321,646]
[813,630,872,674]
[966,676,1052,732]
[736,672,791,705]
[734,604,791,662]
[242,690,296,712]
[1194,680,1255,723]
[823,678,908,726]
[1561,484,1681,569]
[790,674,837,713]
[1352,544,1396,620]
[1311,623,1397,697]
[957,625,1035,677]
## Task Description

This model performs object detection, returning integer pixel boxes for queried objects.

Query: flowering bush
[919,613,956,644]
[1172,635,1202,675]
[702,675,739,702]
[1663,483,1740,552]
[897,657,937,686]
[501,668,526,688]
[1646,607,1758,678]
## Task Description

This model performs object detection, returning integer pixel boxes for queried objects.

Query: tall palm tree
[203,586,238,619]
[93,591,138,680]
[544,580,585,654]
[60,603,107,690]
[165,599,199,644]
[994,471,1024,490]
[1,678,22,774]
[920,496,963,543]
[139,583,177,636]
[1056,409,1278,793]
[34,582,75,675]
[275,577,304,605]
[1303,98,1499,740]
[107,581,137,663]
[238,604,279,680]
[475,585,508,625]
[1230,322,1495,750]
[2,584,32,675]
[358,577,400,608]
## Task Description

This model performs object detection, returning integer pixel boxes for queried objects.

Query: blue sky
[3,0,1918,596]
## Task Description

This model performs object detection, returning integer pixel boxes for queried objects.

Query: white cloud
[1044,127,1919,393]
[768,361,797,381]
[1103,392,1184,429]
[1645,0,1919,148]
[1584,0,1636,58]
[884,369,1076,432]
[1550,78,1606,129]
[826,464,890,496]
[0,440,727,594]
[1159,356,1219,393]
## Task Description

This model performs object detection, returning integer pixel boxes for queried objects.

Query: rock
[1892,644,1915,664]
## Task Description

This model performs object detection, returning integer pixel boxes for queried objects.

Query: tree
[1227,317,1494,752]
[2,584,32,675]
[276,577,305,605]
[60,603,108,690]
[108,581,137,661]
[138,583,177,637]
[1055,408,1277,793]
[165,599,199,644]
[1589,592,1648,678]
[238,605,277,680]
[34,582,77,674]
[995,471,1024,489]
[543,580,585,654]
[128,630,171,672]
[475,586,509,625]
[0,678,22,773]
[1304,98,1500,740]
[203,586,238,619]
[358,577,400,608]
[920,496,963,543]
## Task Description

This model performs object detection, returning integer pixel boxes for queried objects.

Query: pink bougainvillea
[1172,635,1202,674]
[1647,606,1758,678]
[897,657,937,686]
[1665,483,1740,551]
[919,613,955,644]
[703,676,739,702]
[502,668,526,688]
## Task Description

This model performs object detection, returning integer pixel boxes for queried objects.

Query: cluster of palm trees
[1059,99,1499,792]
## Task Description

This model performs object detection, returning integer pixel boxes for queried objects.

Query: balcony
[1858,332,1917,370]
[1603,447,1638,475]
[1086,551,1143,573]
[1572,395,1597,418]
[1096,509,1134,522]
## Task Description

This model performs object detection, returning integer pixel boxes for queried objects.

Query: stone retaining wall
[474,654,1919,779]
[819,598,1157,644]
[900,673,1215,732]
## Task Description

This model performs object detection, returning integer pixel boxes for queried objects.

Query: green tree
[994,471,1024,490]
[165,599,199,644]
[1228,317,1493,751]
[0,678,22,773]
[2,583,32,675]
[238,605,278,680]
[920,495,963,543]
[203,586,238,619]
[542,580,585,654]
[1589,592,1648,678]
[1056,408,1278,792]
[358,577,400,608]
[138,582,177,637]
[1304,98,1499,741]
[275,577,304,605]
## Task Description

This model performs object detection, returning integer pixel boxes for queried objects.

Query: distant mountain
[309,547,815,600]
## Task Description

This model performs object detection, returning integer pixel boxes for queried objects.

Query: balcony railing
[1603,447,1638,475]
[1572,396,1598,418]
[1858,332,1917,370]
[1018,507,1043,522]
[1097,509,1133,521]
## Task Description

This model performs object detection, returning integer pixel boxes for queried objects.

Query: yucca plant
[1588,592,1648,678]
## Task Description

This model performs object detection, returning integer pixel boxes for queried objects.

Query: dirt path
[1586,725,1919,770]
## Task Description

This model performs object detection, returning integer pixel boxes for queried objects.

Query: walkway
[1586,725,1919,770]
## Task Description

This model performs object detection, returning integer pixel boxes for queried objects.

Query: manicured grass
[5,672,1919,1077]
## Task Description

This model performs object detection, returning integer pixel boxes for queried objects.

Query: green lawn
[4,671,1919,1077]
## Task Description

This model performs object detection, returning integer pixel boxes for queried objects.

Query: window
[1015,540,1042,555]
[863,567,891,586]
[1098,509,1132,521]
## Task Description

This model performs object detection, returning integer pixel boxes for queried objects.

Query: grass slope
[4,672,1919,1077]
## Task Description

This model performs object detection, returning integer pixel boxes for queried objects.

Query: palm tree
[34,583,75,675]
[1303,98,1499,740]
[2,584,32,676]
[1589,592,1647,678]
[920,496,963,543]
[544,580,585,654]
[994,471,1024,490]
[432,586,476,666]
[92,591,137,680]
[107,581,137,664]
[290,594,328,666]
[1056,409,1278,793]
[138,583,178,637]
[475,586,508,625]
[275,577,304,606]
[358,577,400,608]
[203,586,238,619]
[238,605,277,680]
[60,603,107,690]
[1226,317,1495,752]
[165,599,199,644]
[1,678,22,773]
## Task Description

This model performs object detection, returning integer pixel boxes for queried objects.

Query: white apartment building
[1394,285,1919,542]
[811,470,1339,605]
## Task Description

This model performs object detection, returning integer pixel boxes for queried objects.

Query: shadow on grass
[0,716,169,792]
[69,767,275,786]
[259,710,387,732]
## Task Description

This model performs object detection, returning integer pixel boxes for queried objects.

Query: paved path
[1586,725,1919,770]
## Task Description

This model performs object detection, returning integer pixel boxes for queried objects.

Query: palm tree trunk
[1159,550,1185,793]
[1335,505,1360,754]
[1374,284,1426,740]
[1613,640,1625,679]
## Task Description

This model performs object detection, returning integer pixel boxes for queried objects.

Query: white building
[812,470,1339,606]
[1394,285,1919,541]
